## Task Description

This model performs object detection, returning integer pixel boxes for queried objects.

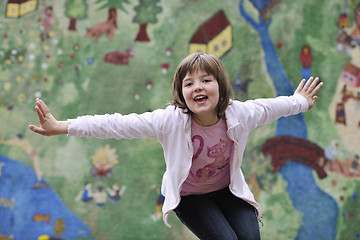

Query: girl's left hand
[294,76,323,110]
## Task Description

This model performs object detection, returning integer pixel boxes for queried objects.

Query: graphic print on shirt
[191,136,229,182]
[192,135,204,160]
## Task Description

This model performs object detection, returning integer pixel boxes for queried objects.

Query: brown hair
[171,52,233,119]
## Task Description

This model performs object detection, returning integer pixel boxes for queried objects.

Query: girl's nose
[194,82,203,91]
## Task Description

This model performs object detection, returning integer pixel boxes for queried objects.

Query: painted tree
[64,0,88,31]
[133,0,162,42]
[85,0,130,41]
[239,0,338,239]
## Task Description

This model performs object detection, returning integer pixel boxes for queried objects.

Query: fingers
[311,80,324,97]
[28,125,46,136]
[297,76,323,96]
[295,78,306,93]
[35,106,45,124]
[307,77,320,95]
[28,125,37,132]
[295,76,316,94]
[35,99,45,119]
[302,76,317,93]
[36,98,49,118]
[302,76,314,90]
[30,99,48,134]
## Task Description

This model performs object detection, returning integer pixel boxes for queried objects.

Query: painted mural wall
[0,0,359,239]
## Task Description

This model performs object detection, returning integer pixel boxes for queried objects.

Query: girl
[29,52,323,240]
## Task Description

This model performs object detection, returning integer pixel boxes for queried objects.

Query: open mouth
[194,95,208,102]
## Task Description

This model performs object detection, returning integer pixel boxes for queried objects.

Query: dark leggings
[174,187,261,240]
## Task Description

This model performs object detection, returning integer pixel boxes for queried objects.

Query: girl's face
[182,69,219,126]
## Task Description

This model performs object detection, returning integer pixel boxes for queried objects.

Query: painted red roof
[343,61,360,76]
[190,10,230,44]
[7,0,32,3]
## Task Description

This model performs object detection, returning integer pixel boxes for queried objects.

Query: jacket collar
[225,100,243,130]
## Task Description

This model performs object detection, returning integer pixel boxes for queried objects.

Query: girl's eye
[184,82,192,87]
[204,79,211,83]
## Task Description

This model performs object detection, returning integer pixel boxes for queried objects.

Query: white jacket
[67,94,308,227]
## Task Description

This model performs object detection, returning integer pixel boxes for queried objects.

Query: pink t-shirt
[180,118,233,196]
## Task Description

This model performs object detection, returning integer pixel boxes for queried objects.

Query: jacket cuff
[293,93,309,112]
[66,119,77,137]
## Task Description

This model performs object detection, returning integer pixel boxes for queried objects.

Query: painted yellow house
[189,10,232,58]
[6,0,38,18]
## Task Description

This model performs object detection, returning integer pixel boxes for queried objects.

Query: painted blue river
[280,162,338,239]
[0,155,93,240]
[239,1,339,239]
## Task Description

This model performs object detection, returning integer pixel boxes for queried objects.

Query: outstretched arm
[28,99,68,136]
[294,76,323,110]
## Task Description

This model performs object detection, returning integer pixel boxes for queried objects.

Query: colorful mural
[0,0,360,239]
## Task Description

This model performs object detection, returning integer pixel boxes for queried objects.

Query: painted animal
[103,49,135,65]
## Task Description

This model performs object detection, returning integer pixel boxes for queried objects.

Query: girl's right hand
[28,99,68,136]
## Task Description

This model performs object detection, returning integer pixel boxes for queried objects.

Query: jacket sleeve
[67,108,171,140]
[233,93,309,130]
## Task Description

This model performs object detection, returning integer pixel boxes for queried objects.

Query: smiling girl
[29,52,323,239]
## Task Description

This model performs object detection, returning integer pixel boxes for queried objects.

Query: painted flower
[41,63,48,69]
[16,76,22,82]
[34,91,42,98]
[43,45,50,51]
[87,58,94,65]
[28,54,36,60]
[18,93,26,102]
[4,83,11,91]
[28,43,36,50]
[73,44,80,51]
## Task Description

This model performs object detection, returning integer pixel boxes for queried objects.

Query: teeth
[194,96,207,101]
